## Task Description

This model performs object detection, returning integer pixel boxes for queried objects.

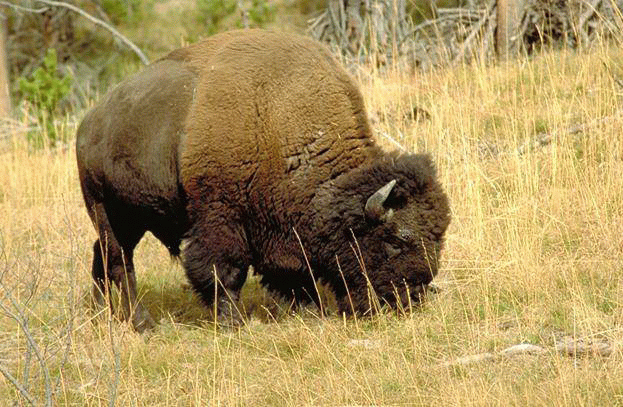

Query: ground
[0,42,622,405]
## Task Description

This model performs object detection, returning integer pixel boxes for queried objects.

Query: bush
[247,0,276,27]
[18,48,72,146]
[196,0,276,35]
[99,0,152,25]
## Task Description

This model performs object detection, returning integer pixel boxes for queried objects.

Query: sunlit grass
[1,40,623,405]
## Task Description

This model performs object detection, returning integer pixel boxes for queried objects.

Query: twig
[328,0,343,48]
[0,251,38,406]
[377,131,406,151]
[308,10,327,32]
[0,281,52,406]
[312,0,623,68]
[480,4,498,60]
[33,0,149,65]
[348,229,382,314]
[52,208,79,397]
[338,0,346,39]
[0,363,36,406]
[399,15,459,47]
[578,0,602,30]
[437,7,487,18]
[577,0,602,45]
[22,343,33,398]
[451,0,496,65]
[107,313,121,407]
[603,60,623,89]
[293,228,324,317]
[0,1,48,13]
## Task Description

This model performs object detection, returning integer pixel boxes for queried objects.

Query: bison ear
[365,179,397,222]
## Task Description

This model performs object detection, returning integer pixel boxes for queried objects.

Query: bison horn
[365,179,397,222]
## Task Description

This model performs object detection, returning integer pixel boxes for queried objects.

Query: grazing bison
[76,29,451,331]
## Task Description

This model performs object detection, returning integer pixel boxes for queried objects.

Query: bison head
[315,153,451,315]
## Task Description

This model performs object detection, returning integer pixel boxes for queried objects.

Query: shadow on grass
[133,275,337,328]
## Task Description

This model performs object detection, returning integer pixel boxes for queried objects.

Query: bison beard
[76,29,451,331]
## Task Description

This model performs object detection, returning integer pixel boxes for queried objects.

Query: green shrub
[196,0,276,35]
[99,0,151,25]
[18,48,72,146]
[247,0,276,27]
[197,0,238,35]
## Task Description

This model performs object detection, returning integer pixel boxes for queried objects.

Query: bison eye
[384,242,401,258]
[397,229,413,242]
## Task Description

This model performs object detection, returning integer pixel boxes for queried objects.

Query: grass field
[1,40,623,405]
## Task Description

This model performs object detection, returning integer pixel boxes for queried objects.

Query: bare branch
[0,362,36,406]
[312,0,623,69]
[0,1,48,13]
[0,281,53,406]
[33,0,149,65]
[451,0,496,65]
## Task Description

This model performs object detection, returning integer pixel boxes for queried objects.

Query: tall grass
[1,41,623,405]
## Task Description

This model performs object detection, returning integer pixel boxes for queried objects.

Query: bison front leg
[182,221,250,327]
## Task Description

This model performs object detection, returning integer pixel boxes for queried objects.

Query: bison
[76,29,451,331]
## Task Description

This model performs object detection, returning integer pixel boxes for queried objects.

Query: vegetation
[196,0,276,35]
[1,31,623,404]
[99,0,150,25]
[2,0,623,404]
[17,48,72,146]
[6,0,280,130]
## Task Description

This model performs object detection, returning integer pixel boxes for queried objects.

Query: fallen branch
[442,337,617,367]
[555,336,614,357]
[312,1,623,68]
[517,108,623,155]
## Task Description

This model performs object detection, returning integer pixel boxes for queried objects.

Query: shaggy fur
[76,29,451,330]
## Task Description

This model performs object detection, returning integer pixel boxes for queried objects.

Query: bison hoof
[216,298,244,328]
[132,308,157,333]
[426,283,441,294]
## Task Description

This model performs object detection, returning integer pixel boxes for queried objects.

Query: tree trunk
[0,13,10,118]
[496,0,524,59]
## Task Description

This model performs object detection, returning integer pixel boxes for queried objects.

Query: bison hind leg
[88,237,157,333]
[87,202,156,332]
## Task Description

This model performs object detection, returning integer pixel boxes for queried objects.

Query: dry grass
[1,41,623,406]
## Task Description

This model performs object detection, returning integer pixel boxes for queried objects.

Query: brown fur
[76,29,451,330]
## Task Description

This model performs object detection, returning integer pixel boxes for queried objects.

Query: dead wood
[310,0,623,69]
